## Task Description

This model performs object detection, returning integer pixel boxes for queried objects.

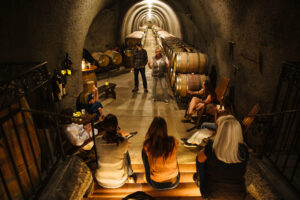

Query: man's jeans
[134,68,147,89]
[152,76,168,100]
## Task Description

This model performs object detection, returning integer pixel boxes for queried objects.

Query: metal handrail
[21,108,99,167]
[248,109,300,117]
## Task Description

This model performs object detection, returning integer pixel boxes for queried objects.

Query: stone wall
[1,0,300,115]
[178,0,300,117]
[0,0,111,108]
[84,4,122,52]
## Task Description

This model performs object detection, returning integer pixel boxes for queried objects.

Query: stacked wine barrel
[125,31,145,49]
[124,31,146,68]
[153,27,209,99]
[91,50,123,71]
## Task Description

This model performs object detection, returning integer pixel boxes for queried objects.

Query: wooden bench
[98,83,116,99]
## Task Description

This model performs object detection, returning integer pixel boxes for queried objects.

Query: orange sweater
[144,139,179,182]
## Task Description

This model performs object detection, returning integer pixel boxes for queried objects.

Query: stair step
[91,182,200,198]
[131,172,194,183]
[132,164,196,173]
[83,197,202,200]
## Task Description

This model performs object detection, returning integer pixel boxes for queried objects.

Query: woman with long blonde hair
[195,115,249,199]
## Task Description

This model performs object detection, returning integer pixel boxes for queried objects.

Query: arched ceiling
[121,0,181,41]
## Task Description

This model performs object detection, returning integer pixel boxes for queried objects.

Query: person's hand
[131,68,134,72]
[120,130,129,137]
[187,90,193,95]
[84,123,92,133]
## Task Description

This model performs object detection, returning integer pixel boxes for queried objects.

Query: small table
[98,83,116,99]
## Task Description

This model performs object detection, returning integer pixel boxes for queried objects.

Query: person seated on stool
[183,80,218,123]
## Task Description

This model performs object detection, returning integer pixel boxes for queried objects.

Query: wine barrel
[174,52,208,74]
[170,48,184,68]
[124,50,134,68]
[170,69,177,88]
[175,74,209,97]
[105,50,123,66]
[125,31,145,49]
[0,97,41,200]
[91,52,110,67]
[82,65,97,87]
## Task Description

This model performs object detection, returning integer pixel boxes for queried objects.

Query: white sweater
[95,137,129,188]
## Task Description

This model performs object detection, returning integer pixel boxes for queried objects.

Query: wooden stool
[98,83,116,99]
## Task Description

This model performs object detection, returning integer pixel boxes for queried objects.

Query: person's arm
[92,85,98,100]
[143,50,148,67]
[98,107,104,121]
[148,58,153,69]
[84,123,92,134]
[204,94,212,104]
[165,57,170,68]
[187,88,204,96]
[132,50,137,70]
[197,148,207,163]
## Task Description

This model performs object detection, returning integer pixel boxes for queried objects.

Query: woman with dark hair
[183,80,217,122]
[95,114,136,188]
[142,117,180,190]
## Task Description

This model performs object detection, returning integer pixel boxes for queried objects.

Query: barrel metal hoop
[197,53,201,73]
[186,52,189,73]
[178,53,181,73]
[186,74,189,94]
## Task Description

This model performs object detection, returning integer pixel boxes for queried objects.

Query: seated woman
[183,96,233,148]
[142,117,180,190]
[95,114,136,188]
[61,108,98,151]
[76,80,98,111]
[195,115,249,199]
[183,80,217,123]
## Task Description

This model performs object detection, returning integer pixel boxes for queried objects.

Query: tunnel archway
[121,0,181,42]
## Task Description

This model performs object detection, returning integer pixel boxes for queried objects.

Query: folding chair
[242,104,260,142]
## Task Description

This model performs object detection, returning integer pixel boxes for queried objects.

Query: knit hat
[136,41,142,47]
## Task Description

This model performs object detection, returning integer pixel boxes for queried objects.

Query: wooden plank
[130,172,194,184]
[92,183,201,198]
[132,164,196,173]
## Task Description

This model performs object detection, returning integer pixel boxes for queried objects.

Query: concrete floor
[97,29,197,164]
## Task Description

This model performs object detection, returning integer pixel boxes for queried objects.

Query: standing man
[132,41,148,93]
[148,47,170,103]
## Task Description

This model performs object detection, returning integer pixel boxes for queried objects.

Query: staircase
[83,163,202,199]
